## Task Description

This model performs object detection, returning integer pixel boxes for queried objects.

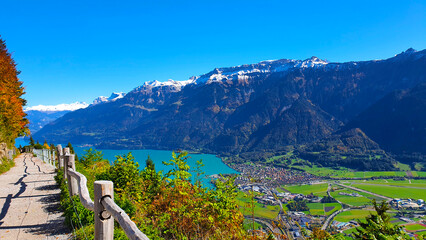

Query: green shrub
[0,157,14,174]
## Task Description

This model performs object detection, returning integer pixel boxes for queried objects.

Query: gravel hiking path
[0,153,70,240]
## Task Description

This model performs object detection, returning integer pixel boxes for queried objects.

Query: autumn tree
[0,37,28,147]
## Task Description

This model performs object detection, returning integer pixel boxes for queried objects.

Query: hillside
[295,128,395,170]
[343,83,426,169]
[33,49,426,169]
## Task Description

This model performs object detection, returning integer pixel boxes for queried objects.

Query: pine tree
[146,155,155,171]
[66,142,74,154]
[353,199,410,239]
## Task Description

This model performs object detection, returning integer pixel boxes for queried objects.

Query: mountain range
[33,49,426,170]
[25,92,125,134]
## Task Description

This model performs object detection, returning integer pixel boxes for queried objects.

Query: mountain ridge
[33,48,426,170]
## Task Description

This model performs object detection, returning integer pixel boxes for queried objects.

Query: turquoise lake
[15,138,239,187]
[75,148,238,188]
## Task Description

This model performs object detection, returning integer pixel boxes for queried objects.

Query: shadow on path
[0,194,13,224]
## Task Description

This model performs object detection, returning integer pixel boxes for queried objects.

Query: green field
[412,171,426,177]
[403,223,426,232]
[282,183,328,196]
[243,219,263,230]
[351,179,426,188]
[295,165,366,178]
[352,184,426,200]
[306,202,342,216]
[294,164,426,179]
[236,192,280,219]
[334,210,372,222]
[330,189,372,206]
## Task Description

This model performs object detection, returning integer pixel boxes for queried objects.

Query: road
[351,182,426,190]
[0,153,69,239]
[321,208,351,230]
[245,217,283,236]
[335,183,392,201]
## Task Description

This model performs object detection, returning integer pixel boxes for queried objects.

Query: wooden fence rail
[56,144,150,240]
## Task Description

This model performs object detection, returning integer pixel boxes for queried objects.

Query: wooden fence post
[57,145,63,169]
[63,147,70,155]
[63,148,70,179]
[94,181,114,240]
[67,154,78,196]
[64,154,69,180]
[52,150,56,167]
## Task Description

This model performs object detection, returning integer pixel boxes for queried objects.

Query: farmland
[334,210,372,222]
[351,184,426,200]
[351,179,426,188]
[281,183,328,196]
[329,189,372,206]
[306,202,342,216]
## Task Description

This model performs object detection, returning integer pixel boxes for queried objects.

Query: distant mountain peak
[392,48,424,60]
[133,79,195,93]
[92,92,126,105]
[297,56,328,68]
[404,48,416,54]
[25,102,89,112]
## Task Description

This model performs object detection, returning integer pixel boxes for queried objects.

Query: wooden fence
[56,144,150,240]
[33,148,55,166]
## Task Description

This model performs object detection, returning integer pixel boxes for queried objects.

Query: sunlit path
[0,153,69,240]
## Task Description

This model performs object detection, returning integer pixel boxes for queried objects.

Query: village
[226,164,426,239]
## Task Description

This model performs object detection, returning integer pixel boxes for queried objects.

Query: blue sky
[1,0,425,106]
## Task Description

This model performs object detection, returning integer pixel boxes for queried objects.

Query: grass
[412,171,426,177]
[294,164,424,179]
[295,165,365,178]
[0,157,15,175]
[235,192,280,219]
[334,210,372,222]
[352,184,426,200]
[306,202,342,216]
[395,162,411,171]
[243,219,263,230]
[282,183,328,196]
[403,223,426,231]
[330,189,371,206]
[351,179,426,188]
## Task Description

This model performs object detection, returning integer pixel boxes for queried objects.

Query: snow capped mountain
[92,92,126,105]
[131,79,195,93]
[33,48,426,168]
[25,102,89,112]
[132,56,331,91]
[26,92,127,112]
[194,57,329,84]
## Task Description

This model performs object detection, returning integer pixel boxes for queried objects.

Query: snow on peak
[132,79,196,92]
[195,57,328,84]
[92,92,126,105]
[109,92,126,101]
[25,102,89,112]
[295,56,328,68]
[92,96,109,105]
[134,56,331,89]
[143,79,195,88]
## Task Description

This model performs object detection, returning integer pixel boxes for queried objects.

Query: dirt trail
[0,153,69,240]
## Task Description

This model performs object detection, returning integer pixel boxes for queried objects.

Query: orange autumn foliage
[0,37,29,147]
